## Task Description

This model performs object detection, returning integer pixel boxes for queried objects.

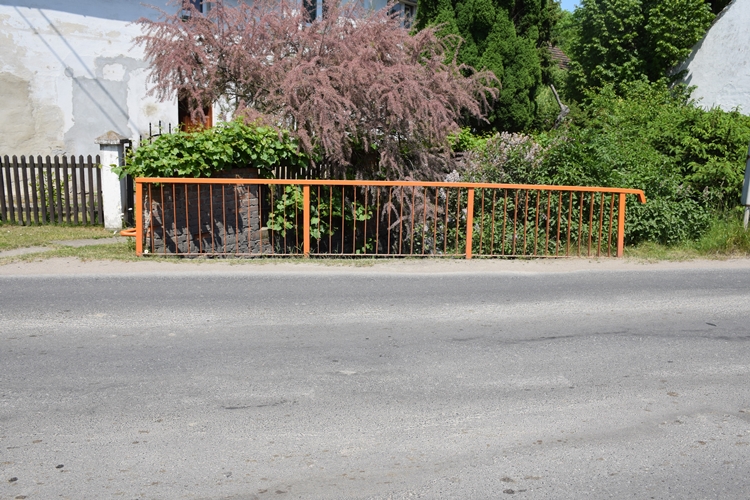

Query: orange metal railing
[128,178,646,258]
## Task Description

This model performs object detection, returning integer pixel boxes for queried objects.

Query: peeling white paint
[0,2,176,156]
[102,63,126,81]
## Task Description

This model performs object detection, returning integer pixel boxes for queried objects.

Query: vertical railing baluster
[185,185,191,254]
[375,187,381,256]
[608,193,615,257]
[316,185,321,254]
[433,187,439,255]
[511,191,519,255]
[545,191,551,256]
[490,190,497,256]
[174,184,179,254]
[399,187,405,255]
[587,191,595,257]
[303,185,310,257]
[148,184,154,254]
[533,190,540,256]
[597,193,604,257]
[466,188,474,259]
[479,188,486,255]
[197,185,203,254]
[578,192,585,257]
[135,181,143,256]
[501,190,508,256]
[352,186,357,255]
[556,192,562,257]
[617,193,626,257]
[328,186,333,255]
[161,184,167,256]
[410,188,416,255]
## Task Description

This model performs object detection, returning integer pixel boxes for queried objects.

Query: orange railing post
[616,193,626,258]
[303,185,310,257]
[135,181,143,256]
[466,188,474,259]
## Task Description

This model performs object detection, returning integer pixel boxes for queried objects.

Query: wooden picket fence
[0,155,104,225]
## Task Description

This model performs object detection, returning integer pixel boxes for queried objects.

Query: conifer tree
[415,0,554,132]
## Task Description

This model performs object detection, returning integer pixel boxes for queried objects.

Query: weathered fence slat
[29,156,39,224]
[0,154,104,226]
[5,157,14,222]
[0,157,6,221]
[80,158,87,224]
[62,156,71,223]
[44,156,54,223]
[13,156,23,224]
[21,156,31,224]
[53,156,62,223]
[71,155,80,225]
[36,156,47,224]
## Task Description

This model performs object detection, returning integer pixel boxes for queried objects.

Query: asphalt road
[1,267,749,499]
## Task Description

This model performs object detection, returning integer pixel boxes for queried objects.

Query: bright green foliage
[456,82,750,245]
[447,127,489,152]
[582,83,750,210]
[115,120,309,179]
[266,185,305,234]
[551,9,576,56]
[567,0,714,98]
[265,185,374,253]
[415,0,553,132]
[543,82,750,244]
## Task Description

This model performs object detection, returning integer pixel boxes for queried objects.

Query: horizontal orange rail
[136,178,647,203]
[131,178,646,259]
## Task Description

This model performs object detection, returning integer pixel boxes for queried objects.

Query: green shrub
[115,119,309,179]
[585,82,750,211]
[536,82,750,245]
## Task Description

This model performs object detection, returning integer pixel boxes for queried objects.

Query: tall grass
[626,209,750,260]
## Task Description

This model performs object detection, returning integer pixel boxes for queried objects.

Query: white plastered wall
[677,0,750,113]
[0,1,177,157]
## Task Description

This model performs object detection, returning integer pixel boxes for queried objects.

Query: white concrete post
[95,131,130,230]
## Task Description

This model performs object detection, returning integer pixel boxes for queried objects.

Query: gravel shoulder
[2,255,750,276]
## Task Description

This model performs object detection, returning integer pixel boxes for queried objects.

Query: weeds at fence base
[624,214,750,261]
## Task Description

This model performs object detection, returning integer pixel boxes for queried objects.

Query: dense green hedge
[456,82,750,245]
[115,119,308,179]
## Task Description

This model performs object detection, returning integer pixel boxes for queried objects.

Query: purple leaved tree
[137,0,497,179]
